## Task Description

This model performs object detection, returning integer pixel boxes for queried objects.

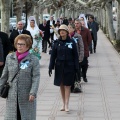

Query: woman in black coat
[49,24,79,112]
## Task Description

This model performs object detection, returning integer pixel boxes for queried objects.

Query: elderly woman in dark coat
[49,24,79,112]
[0,34,40,120]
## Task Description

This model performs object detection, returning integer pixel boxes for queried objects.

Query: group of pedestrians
[49,14,99,112]
[0,14,99,119]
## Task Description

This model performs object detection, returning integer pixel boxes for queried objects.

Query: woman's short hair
[14,34,32,49]
[68,23,75,29]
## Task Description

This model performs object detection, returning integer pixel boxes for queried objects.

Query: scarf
[16,51,29,63]
[69,31,75,38]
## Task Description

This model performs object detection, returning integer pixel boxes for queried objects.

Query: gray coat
[72,33,84,62]
[0,52,40,120]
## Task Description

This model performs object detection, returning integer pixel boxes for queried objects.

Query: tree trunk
[106,2,115,40]
[34,5,39,25]
[54,10,58,21]
[27,5,34,18]
[1,0,11,33]
[100,9,103,29]
[65,8,67,18]
[58,9,61,18]
[16,0,23,22]
[62,7,65,18]
[50,9,54,16]
[39,7,43,24]
[116,2,120,40]
[102,9,106,34]
[71,9,74,18]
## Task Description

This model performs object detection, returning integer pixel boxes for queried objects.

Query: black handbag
[0,69,20,98]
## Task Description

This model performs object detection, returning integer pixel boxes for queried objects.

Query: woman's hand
[29,95,35,102]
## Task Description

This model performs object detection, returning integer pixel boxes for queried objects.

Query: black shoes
[42,50,47,53]
[94,49,96,53]
[90,51,93,54]
[83,78,88,82]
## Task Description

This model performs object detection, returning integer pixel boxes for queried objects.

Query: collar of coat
[81,26,85,31]
[10,52,31,63]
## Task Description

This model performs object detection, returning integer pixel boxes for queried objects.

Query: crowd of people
[0,14,99,119]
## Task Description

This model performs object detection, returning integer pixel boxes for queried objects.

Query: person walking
[0,34,40,120]
[9,21,32,51]
[88,15,99,53]
[0,31,11,77]
[68,23,84,92]
[47,16,55,47]
[63,17,69,25]
[49,24,79,112]
[39,19,50,53]
[26,16,43,59]
[75,19,92,82]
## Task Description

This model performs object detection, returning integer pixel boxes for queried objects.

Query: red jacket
[77,26,92,57]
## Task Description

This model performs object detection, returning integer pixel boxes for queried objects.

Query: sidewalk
[1,29,120,120]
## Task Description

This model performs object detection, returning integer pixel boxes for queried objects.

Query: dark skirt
[54,61,75,86]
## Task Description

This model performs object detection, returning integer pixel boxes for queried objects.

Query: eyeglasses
[17,43,26,46]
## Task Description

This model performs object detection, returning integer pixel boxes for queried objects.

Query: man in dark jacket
[39,19,50,53]
[63,17,69,25]
[88,15,99,53]
[9,21,32,51]
[0,32,11,77]
[75,19,92,82]
[47,16,55,47]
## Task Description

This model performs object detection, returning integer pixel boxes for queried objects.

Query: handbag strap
[10,68,20,83]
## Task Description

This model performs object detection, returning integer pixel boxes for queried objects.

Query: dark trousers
[50,33,54,46]
[90,33,97,52]
[80,57,88,79]
[42,39,48,52]
[17,97,21,120]
[47,39,51,47]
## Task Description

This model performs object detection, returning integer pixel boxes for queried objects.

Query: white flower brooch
[20,60,30,69]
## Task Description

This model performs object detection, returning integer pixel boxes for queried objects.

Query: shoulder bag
[0,69,20,98]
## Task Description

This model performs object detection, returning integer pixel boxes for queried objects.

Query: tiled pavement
[1,29,120,120]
